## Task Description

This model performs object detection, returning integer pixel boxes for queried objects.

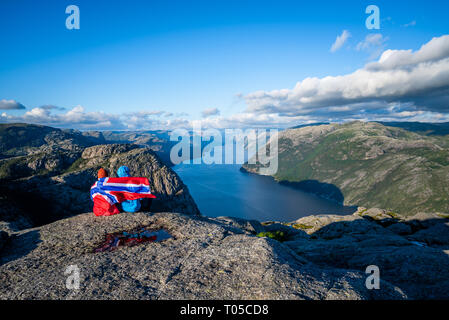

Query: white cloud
[201,107,220,118]
[0,105,200,131]
[0,103,313,130]
[356,33,387,51]
[3,36,449,131]
[356,33,389,60]
[0,99,26,110]
[330,30,351,53]
[402,20,417,27]
[366,35,449,71]
[17,105,126,130]
[3,103,449,131]
[244,35,449,122]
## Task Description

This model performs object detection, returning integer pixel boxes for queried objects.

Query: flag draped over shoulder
[91,177,157,205]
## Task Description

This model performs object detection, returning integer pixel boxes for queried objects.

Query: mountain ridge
[243,121,449,215]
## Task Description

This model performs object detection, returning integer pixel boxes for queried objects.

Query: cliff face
[0,123,103,157]
[282,207,449,299]
[100,130,176,165]
[1,208,447,300]
[0,211,407,300]
[0,125,200,232]
[243,121,449,215]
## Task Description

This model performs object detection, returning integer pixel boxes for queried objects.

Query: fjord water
[174,163,356,222]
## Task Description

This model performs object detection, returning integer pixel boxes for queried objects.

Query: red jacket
[93,196,120,216]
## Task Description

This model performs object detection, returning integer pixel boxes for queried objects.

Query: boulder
[0,231,8,252]
[407,222,449,245]
[387,222,413,235]
[212,216,264,234]
[289,213,362,235]
[283,212,449,299]
[405,212,448,229]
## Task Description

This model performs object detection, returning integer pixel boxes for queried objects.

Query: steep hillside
[380,121,449,136]
[100,130,176,166]
[243,121,449,215]
[0,123,103,158]
[0,123,177,166]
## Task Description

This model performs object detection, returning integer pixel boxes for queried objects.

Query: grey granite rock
[212,216,265,234]
[387,222,413,235]
[0,211,405,300]
[407,222,449,245]
[0,231,8,252]
[284,213,449,299]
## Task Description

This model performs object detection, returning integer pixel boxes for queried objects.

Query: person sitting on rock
[117,165,142,213]
[91,167,156,216]
[92,168,120,216]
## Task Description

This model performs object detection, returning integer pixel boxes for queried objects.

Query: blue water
[174,163,356,222]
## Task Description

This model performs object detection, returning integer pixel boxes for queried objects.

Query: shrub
[256,231,288,242]
[291,223,313,230]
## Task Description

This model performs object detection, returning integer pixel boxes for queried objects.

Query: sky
[0,0,449,130]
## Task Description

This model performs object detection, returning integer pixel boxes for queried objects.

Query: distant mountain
[0,123,103,158]
[243,121,449,215]
[291,121,449,136]
[0,123,177,166]
[100,130,176,165]
[100,130,227,165]
[289,122,330,129]
[379,121,449,136]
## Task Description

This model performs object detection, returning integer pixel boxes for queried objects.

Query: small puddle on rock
[94,227,173,253]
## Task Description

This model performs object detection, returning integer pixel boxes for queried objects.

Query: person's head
[97,168,108,179]
[117,165,131,177]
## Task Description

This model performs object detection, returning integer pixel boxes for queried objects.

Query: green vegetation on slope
[244,121,449,215]
[256,231,288,242]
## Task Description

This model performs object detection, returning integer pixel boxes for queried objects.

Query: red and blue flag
[91,177,157,205]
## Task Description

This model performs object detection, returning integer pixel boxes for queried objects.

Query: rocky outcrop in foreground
[4,208,448,300]
[281,207,449,299]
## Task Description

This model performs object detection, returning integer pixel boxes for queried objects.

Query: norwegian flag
[90,177,157,205]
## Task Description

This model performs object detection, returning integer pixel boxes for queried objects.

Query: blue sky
[1,0,449,130]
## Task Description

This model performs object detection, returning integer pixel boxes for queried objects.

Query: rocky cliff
[282,207,449,299]
[1,122,448,300]
[243,121,449,215]
[0,123,103,158]
[0,127,200,232]
[98,130,176,166]
[0,210,406,300]
[0,208,447,299]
